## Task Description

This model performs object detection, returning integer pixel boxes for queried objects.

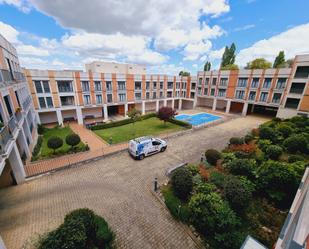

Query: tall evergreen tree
[204,61,211,71]
[273,51,286,68]
[221,43,236,67]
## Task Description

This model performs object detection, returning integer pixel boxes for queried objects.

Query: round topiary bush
[171,167,193,200]
[276,123,293,138]
[259,126,276,141]
[244,134,254,144]
[288,154,304,163]
[283,134,308,153]
[205,149,221,165]
[47,136,63,153]
[65,134,81,149]
[229,137,244,145]
[265,145,283,160]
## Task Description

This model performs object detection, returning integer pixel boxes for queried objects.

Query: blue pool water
[175,113,221,126]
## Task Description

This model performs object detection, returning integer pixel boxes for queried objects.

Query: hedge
[168,118,192,128]
[90,112,157,130]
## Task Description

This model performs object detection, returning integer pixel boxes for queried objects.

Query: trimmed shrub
[205,149,221,166]
[187,164,199,176]
[229,137,244,145]
[259,126,277,141]
[257,139,272,152]
[209,171,226,189]
[168,118,192,128]
[265,145,283,160]
[171,167,193,200]
[94,215,114,246]
[65,134,81,148]
[32,136,43,158]
[47,136,63,153]
[37,124,45,135]
[283,134,308,153]
[195,182,217,195]
[225,158,256,179]
[244,134,254,144]
[288,154,304,163]
[276,123,293,138]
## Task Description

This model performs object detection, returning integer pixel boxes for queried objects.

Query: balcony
[22,96,32,110]
[0,69,26,84]
[0,126,13,154]
[8,116,18,135]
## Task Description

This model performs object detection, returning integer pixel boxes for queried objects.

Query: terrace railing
[0,126,13,154]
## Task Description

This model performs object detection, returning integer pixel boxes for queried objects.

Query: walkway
[0,116,269,249]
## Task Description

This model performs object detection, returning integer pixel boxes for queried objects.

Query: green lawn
[38,126,86,160]
[93,117,185,144]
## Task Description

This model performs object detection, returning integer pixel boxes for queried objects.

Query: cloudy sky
[0,0,309,74]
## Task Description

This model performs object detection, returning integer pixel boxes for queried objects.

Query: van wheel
[160,147,166,152]
[139,154,145,160]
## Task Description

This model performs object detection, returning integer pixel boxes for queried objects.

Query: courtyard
[0,116,269,249]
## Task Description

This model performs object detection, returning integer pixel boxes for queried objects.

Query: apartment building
[85,61,147,74]
[196,54,309,118]
[0,34,37,187]
[24,68,197,126]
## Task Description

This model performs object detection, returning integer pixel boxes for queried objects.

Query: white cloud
[0,0,31,12]
[0,21,19,43]
[149,63,185,75]
[183,40,212,61]
[236,23,309,66]
[17,44,49,56]
[19,56,48,68]
[234,24,255,32]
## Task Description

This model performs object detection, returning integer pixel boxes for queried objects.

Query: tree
[65,134,81,149]
[204,61,211,71]
[127,108,141,125]
[205,149,221,165]
[265,145,283,160]
[286,59,294,68]
[283,134,308,153]
[47,136,63,153]
[221,43,236,67]
[157,106,176,124]
[246,58,272,69]
[225,158,256,179]
[171,167,193,200]
[273,51,286,68]
[221,64,239,70]
[179,71,190,76]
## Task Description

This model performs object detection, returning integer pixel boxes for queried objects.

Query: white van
[128,136,167,160]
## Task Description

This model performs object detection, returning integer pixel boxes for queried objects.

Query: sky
[0,0,309,75]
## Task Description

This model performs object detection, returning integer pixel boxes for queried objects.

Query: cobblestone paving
[0,116,269,249]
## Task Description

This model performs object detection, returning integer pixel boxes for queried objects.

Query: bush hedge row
[168,118,192,128]
[31,135,43,161]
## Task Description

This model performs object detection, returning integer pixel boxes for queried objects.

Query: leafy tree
[127,108,141,125]
[223,176,254,212]
[221,64,239,70]
[276,123,293,138]
[158,106,176,124]
[285,59,294,68]
[204,61,211,71]
[273,51,286,68]
[283,134,308,153]
[179,71,190,76]
[246,58,272,69]
[65,134,81,149]
[265,145,283,160]
[225,158,256,179]
[259,126,277,141]
[189,192,241,249]
[221,43,236,67]
[47,136,63,153]
[171,167,193,200]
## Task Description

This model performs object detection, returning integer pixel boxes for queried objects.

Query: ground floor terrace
[196,96,280,117]
[37,98,196,126]
[0,115,269,249]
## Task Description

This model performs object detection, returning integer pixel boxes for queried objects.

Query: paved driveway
[0,115,269,249]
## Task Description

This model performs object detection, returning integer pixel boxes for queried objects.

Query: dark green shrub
[37,124,45,135]
[244,134,254,144]
[209,171,226,189]
[47,136,63,153]
[283,134,308,153]
[205,149,221,165]
[288,154,304,163]
[32,135,43,158]
[276,123,293,138]
[257,139,272,152]
[94,215,114,246]
[65,134,81,148]
[259,126,277,141]
[229,137,244,145]
[265,145,283,160]
[187,164,199,176]
[195,182,217,195]
[168,118,192,128]
[225,158,256,179]
[171,167,193,200]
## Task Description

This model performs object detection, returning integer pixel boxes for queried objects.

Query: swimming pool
[175,113,222,126]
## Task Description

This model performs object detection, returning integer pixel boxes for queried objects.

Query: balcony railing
[0,126,13,154]
[8,116,17,135]
[16,111,23,123]
[22,96,32,110]
[0,70,26,83]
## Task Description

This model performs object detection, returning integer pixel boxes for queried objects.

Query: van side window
[152,141,161,146]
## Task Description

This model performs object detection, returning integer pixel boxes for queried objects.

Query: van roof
[133,136,153,143]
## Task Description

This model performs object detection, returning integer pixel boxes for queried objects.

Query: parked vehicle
[128,136,167,160]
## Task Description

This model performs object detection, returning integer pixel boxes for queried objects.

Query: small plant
[47,136,63,154]
[65,134,81,150]
[171,167,193,200]
[229,137,244,145]
[205,149,221,166]
[265,145,283,160]
[127,108,142,125]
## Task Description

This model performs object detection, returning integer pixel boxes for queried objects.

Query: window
[83,95,91,105]
[38,97,46,108]
[285,98,300,109]
[106,81,112,91]
[153,92,157,99]
[237,78,248,87]
[82,81,90,92]
[58,81,73,92]
[289,83,306,94]
[262,78,272,89]
[3,95,13,116]
[46,97,53,107]
[182,82,187,89]
[153,82,157,89]
[168,82,173,89]
[107,93,113,103]
[167,92,172,98]
[210,89,215,96]
[182,91,186,97]
[295,66,309,78]
[251,78,259,88]
[205,78,210,85]
[259,92,269,102]
[191,82,196,89]
[146,81,150,90]
[235,90,245,99]
[175,91,180,97]
[212,78,217,86]
[218,89,226,97]
[60,96,75,106]
[152,140,161,146]
[94,81,102,91]
[176,82,180,89]
[190,92,195,99]
[160,81,163,89]
[34,81,43,93]
[197,87,202,95]
[204,88,208,95]
[248,91,256,101]
[276,78,287,89]
[135,81,142,90]
[135,92,142,100]
[146,92,150,99]
[118,81,126,91]
[198,78,202,86]
[42,81,50,93]
[96,94,102,104]
[160,91,164,98]
[118,93,126,102]
[220,78,228,86]
[272,93,282,103]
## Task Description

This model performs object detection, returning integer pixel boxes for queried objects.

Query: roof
[240,236,268,249]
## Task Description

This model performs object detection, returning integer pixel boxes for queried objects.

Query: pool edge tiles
[175,112,222,126]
